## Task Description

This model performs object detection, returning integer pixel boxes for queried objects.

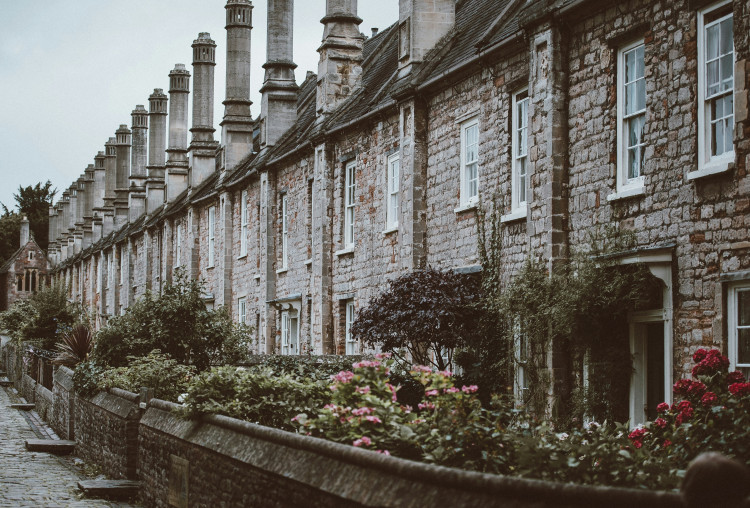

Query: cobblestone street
[0,385,136,508]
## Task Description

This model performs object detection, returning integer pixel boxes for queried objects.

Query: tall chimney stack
[114,125,132,228]
[92,151,106,242]
[83,164,95,248]
[48,206,57,264]
[221,0,254,172]
[260,0,298,149]
[130,105,148,221]
[397,0,455,77]
[147,88,168,214]
[20,216,29,246]
[166,64,191,202]
[316,0,364,119]
[190,32,220,187]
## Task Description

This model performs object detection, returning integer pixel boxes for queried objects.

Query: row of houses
[41,0,750,424]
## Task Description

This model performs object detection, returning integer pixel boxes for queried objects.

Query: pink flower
[351,407,373,416]
[656,402,670,414]
[654,417,667,429]
[461,385,478,394]
[691,349,729,376]
[439,370,453,378]
[444,387,459,394]
[412,365,432,373]
[418,402,435,410]
[353,436,372,447]
[365,415,382,424]
[353,360,381,369]
[385,383,398,402]
[323,404,337,411]
[331,371,355,384]
[375,352,391,360]
[355,385,371,395]
[425,389,439,397]
[375,449,390,456]
[663,439,672,448]
[291,416,298,422]
[701,391,718,407]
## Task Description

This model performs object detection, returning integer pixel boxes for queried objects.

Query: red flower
[674,400,694,426]
[654,417,668,429]
[691,349,729,377]
[729,382,750,397]
[701,391,718,407]
[663,439,672,448]
[628,427,647,448]
[693,349,708,363]
[656,402,670,414]
[727,371,746,384]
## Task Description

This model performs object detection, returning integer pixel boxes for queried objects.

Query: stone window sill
[253,274,261,280]
[237,254,247,260]
[500,206,527,223]
[454,201,478,214]
[335,247,354,257]
[304,258,313,266]
[276,267,288,275]
[687,161,733,181]
[382,226,398,236]
[606,185,645,202]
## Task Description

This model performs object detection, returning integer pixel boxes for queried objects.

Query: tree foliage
[351,267,483,370]
[0,282,85,350]
[0,181,56,264]
[92,270,252,371]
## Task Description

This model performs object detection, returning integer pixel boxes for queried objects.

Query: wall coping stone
[53,366,74,391]
[144,399,684,508]
[85,389,141,420]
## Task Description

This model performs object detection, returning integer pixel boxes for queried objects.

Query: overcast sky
[0,1,398,212]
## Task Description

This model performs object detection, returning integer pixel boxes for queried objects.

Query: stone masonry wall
[51,366,75,440]
[75,388,143,480]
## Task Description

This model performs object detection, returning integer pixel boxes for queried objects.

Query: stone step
[10,403,35,410]
[78,480,139,500]
[25,439,76,454]
[0,379,13,387]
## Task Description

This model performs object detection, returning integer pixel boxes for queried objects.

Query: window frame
[207,205,216,268]
[345,300,358,355]
[386,152,400,230]
[728,281,750,375]
[240,190,248,257]
[344,161,356,249]
[459,116,480,208]
[616,39,647,194]
[175,223,182,268]
[695,0,735,176]
[238,297,247,325]
[511,89,529,214]
[280,193,288,269]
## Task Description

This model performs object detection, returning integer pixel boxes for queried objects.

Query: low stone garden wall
[75,388,143,480]
[138,399,684,508]
[51,366,75,440]
[34,382,54,421]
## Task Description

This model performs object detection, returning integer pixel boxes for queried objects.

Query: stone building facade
[46,0,750,424]
[0,217,50,311]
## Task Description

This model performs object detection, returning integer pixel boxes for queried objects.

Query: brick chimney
[130,105,148,221]
[221,0,254,173]
[114,125,132,228]
[316,0,364,119]
[147,88,168,214]
[398,0,455,77]
[20,216,29,246]
[166,64,191,202]
[260,0,298,149]
[190,32,220,187]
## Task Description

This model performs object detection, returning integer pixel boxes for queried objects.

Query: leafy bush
[246,355,359,382]
[180,365,331,431]
[72,360,107,398]
[92,270,252,370]
[0,283,85,350]
[351,268,483,370]
[97,351,195,402]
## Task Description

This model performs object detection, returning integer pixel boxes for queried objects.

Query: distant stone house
[0,217,49,311]
[46,0,750,424]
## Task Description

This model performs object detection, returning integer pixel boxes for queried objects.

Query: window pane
[707,61,720,96]
[707,24,719,60]
[738,290,750,326]
[725,114,734,154]
[721,54,733,91]
[720,18,733,56]
[739,329,750,365]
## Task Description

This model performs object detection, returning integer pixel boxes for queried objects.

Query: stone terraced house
[44,0,750,424]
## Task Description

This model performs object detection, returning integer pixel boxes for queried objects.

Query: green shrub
[92,270,252,370]
[180,365,331,431]
[98,351,195,402]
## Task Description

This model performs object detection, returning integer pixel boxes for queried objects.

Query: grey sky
[0,1,398,213]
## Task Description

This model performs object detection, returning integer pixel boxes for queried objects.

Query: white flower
[177,393,188,404]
